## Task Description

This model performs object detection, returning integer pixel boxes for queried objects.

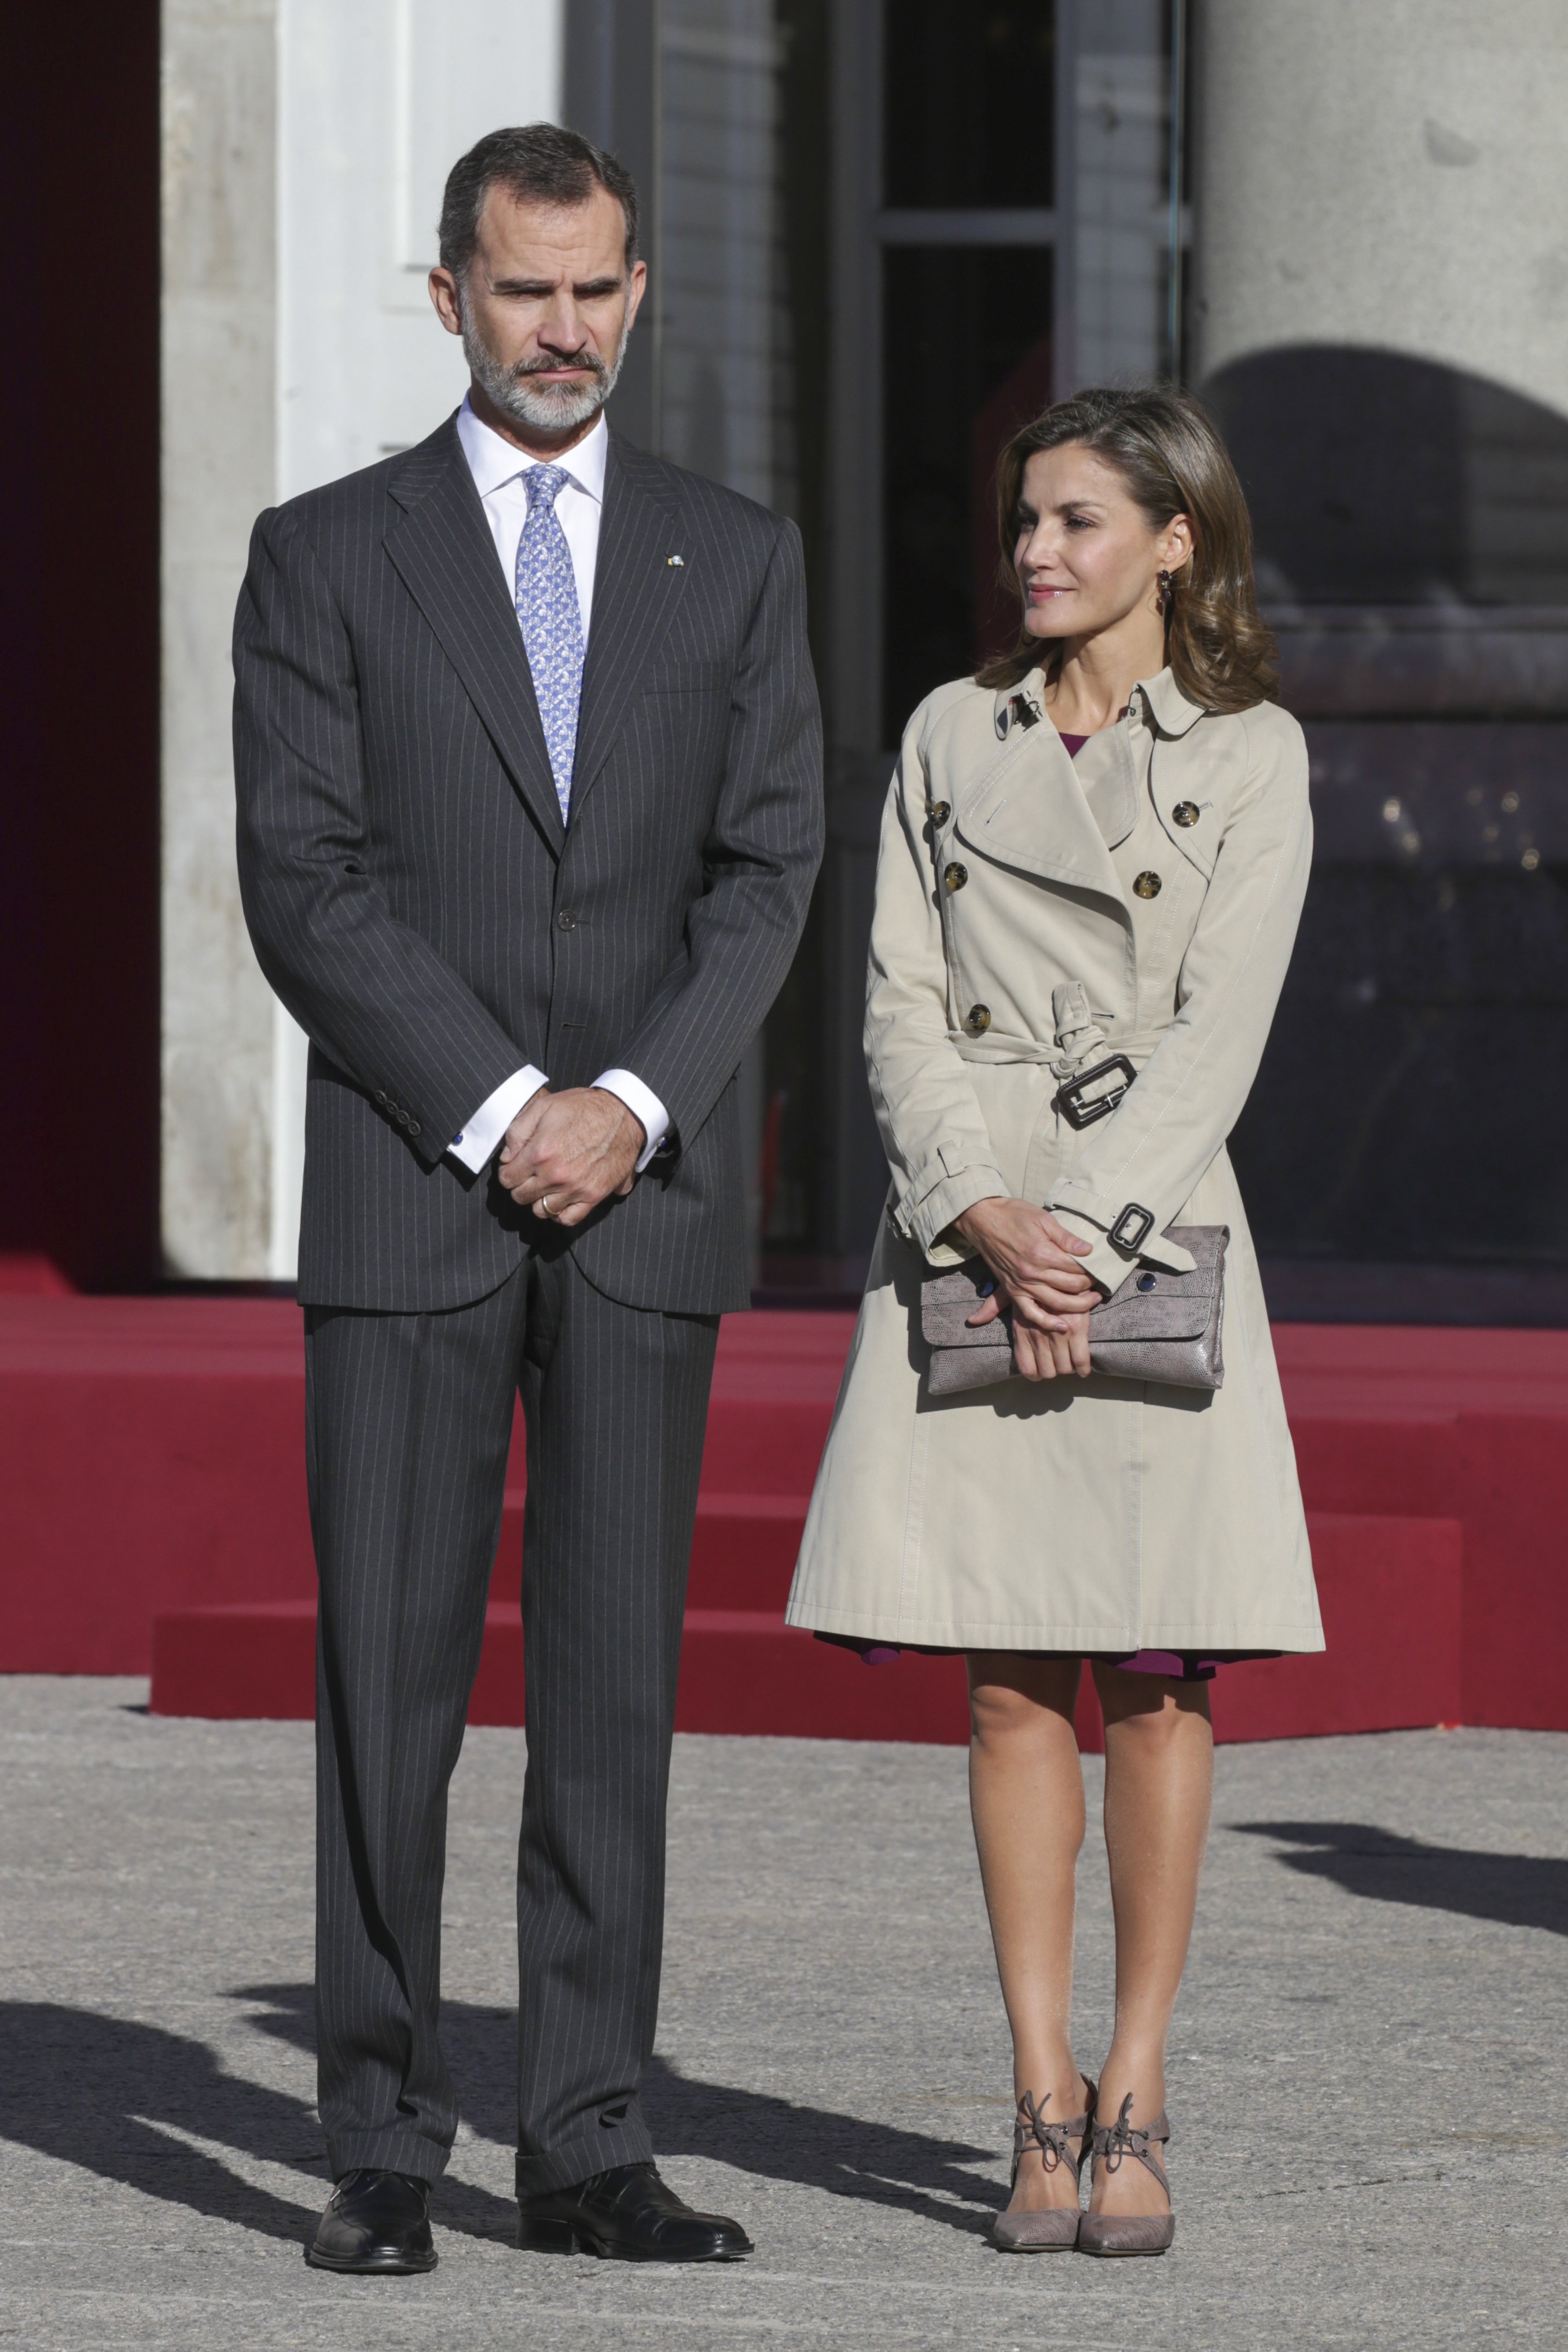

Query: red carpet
[3,1298,1566,1741]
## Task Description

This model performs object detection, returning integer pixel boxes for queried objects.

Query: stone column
[161,0,565,1279]
[161,0,278,1278]
[1190,0,1568,713]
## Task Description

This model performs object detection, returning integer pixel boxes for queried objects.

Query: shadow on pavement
[0,1991,519,2248]
[644,2056,1002,2237]
[0,2001,324,2243]
[1233,1821,1568,1935]
[241,1982,1003,2238]
[1,1982,998,2246]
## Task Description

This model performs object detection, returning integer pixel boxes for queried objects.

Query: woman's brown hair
[976,385,1279,713]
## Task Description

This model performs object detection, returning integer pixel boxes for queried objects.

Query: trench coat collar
[1135,666,1207,738]
[990,663,1205,743]
[963,667,1128,912]
[990,667,1047,742]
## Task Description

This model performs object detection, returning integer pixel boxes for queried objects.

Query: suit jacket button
[943,863,968,892]
[557,910,576,930]
[1173,801,1200,827]
[1133,870,1162,898]
[967,1004,991,1034]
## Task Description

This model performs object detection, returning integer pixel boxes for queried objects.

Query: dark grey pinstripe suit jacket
[234,417,824,1315]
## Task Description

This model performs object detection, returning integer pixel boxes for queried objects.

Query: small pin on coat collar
[666,553,685,567]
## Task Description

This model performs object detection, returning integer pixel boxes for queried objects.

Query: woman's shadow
[0,1982,1005,2247]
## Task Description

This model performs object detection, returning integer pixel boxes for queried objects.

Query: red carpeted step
[151,1599,316,1722]
[0,1253,75,1295]
[149,1510,1464,1745]
[1075,1511,1464,1752]
[688,1494,808,1609]
[487,1490,809,1610]
[0,1298,317,1674]
[1210,1512,1461,1741]
[15,1301,1568,1734]
[675,1613,970,1742]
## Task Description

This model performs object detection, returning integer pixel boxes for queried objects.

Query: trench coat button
[1173,801,1200,827]
[966,1004,991,1034]
[928,800,951,825]
[944,862,968,892]
[1132,870,1162,898]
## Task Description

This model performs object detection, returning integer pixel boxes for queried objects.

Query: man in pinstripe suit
[234,124,822,2273]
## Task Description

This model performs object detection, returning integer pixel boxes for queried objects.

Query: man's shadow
[253,1984,1005,2240]
[1232,1821,1568,1936]
[0,1983,1003,2248]
[644,2057,1004,2237]
[0,1997,326,2245]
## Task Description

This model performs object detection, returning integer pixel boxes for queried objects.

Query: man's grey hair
[438,123,640,283]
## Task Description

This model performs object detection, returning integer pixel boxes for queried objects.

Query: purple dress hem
[814,1632,1282,1682]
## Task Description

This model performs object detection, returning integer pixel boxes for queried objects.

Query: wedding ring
[540,1192,554,1218]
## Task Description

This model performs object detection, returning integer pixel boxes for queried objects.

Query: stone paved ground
[1,1678,1564,2350]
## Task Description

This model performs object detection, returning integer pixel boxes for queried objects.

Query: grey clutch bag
[920,1225,1229,1396]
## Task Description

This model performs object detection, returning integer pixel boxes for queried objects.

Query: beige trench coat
[786,666,1323,1654]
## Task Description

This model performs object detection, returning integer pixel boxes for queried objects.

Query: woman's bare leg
[967,1653,1092,2212]
[1087,1663,1214,2218]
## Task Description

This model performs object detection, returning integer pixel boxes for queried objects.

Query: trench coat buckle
[1110,1202,1156,1252]
[1053,1054,1136,1131]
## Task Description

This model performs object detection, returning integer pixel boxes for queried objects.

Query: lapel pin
[666,554,685,567]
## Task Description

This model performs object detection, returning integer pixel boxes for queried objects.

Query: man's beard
[460,296,630,433]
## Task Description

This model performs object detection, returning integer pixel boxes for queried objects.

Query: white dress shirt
[446,397,670,1177]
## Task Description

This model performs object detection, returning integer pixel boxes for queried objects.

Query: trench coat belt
[946,1026,1167,1071]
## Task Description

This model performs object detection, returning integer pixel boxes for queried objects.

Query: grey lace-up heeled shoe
[1077,2092,1174,2255]
[991,2079,1096,2251]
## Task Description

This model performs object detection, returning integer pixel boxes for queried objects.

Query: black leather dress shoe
[305,2168,438,2273]
[516,2162,752,2261]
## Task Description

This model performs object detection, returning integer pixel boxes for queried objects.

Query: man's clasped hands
[497,1088,645,1228]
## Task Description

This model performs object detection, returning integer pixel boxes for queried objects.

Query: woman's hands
[951,1196,1103,1382]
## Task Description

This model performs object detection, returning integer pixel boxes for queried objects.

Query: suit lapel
[383,421,565,852]
[568,434,690,820]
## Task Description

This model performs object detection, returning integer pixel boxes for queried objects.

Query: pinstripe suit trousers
[304,1239,718,2191]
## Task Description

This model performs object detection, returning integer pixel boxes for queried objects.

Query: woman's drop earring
[1158,569,1174,614]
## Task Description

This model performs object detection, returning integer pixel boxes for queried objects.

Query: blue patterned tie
[513,463,584,821]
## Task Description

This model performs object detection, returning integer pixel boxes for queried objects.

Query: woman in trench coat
[787,387,1323,2255]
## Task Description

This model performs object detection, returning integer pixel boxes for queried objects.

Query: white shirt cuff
[592,1069,670,1173]
[447,1065,548,1172]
